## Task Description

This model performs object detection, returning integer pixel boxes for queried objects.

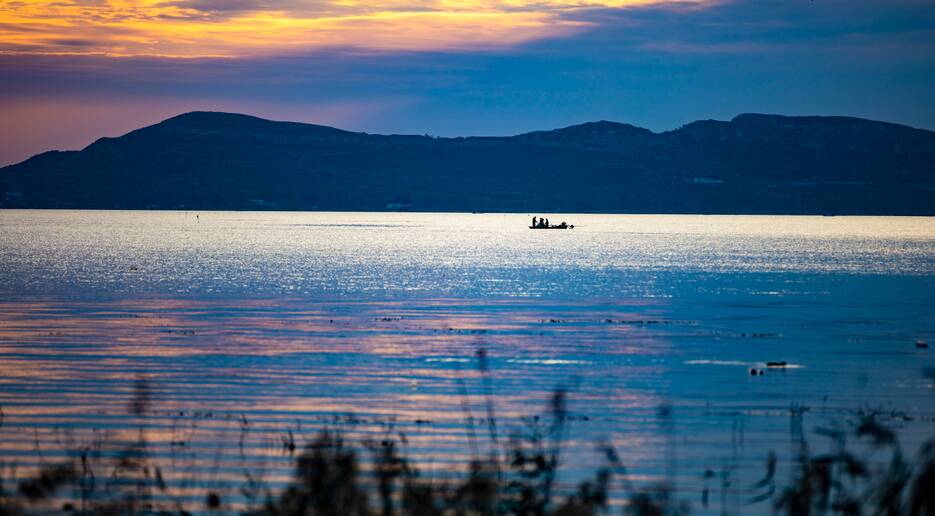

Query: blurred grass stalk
[0,361,933,515]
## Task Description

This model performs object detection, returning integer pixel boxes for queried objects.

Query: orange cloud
[0,0,704,57]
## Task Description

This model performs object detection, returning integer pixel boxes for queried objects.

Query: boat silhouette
[529,224,574,230]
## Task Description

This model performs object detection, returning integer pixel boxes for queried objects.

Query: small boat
[529,224,574,230]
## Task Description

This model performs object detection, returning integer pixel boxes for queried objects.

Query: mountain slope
[2,112,934,214]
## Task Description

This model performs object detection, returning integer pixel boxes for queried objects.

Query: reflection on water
[0,211,933,297]
[0,211,933,512]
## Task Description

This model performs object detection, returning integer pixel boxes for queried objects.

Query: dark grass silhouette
[767,412,935,515]
[1,358,934,515]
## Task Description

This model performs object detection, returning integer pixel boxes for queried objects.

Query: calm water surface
[0,211,934,512]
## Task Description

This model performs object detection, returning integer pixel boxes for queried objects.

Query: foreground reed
[1,354,933,515]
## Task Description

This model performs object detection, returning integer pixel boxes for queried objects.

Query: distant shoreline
[3,111,933,215]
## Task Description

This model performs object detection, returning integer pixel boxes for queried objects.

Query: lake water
[0,210,934,513]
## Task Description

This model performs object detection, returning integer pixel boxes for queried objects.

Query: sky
[1,0,934,166]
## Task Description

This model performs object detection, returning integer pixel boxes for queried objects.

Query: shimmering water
[0,211,933,513]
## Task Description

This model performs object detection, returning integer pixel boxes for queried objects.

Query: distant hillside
[2,111,934,214]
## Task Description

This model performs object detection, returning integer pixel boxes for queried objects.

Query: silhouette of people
[532,216,560,228]
[530,216,571,229]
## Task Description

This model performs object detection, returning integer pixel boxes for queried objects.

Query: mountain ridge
[3,111,934,214]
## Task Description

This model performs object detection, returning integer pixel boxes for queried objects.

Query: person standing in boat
[532,216,538,227]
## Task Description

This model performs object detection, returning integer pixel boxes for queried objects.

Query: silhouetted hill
[3,111,934,214]
[510,120,656,150]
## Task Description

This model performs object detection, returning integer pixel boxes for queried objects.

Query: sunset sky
[1,0,934,165]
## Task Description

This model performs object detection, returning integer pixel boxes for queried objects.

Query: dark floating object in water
[205,492,221,509]
[750,368,765,376]
[917,340,929,349]
[529,224,574,229]
[766,361,788,368]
